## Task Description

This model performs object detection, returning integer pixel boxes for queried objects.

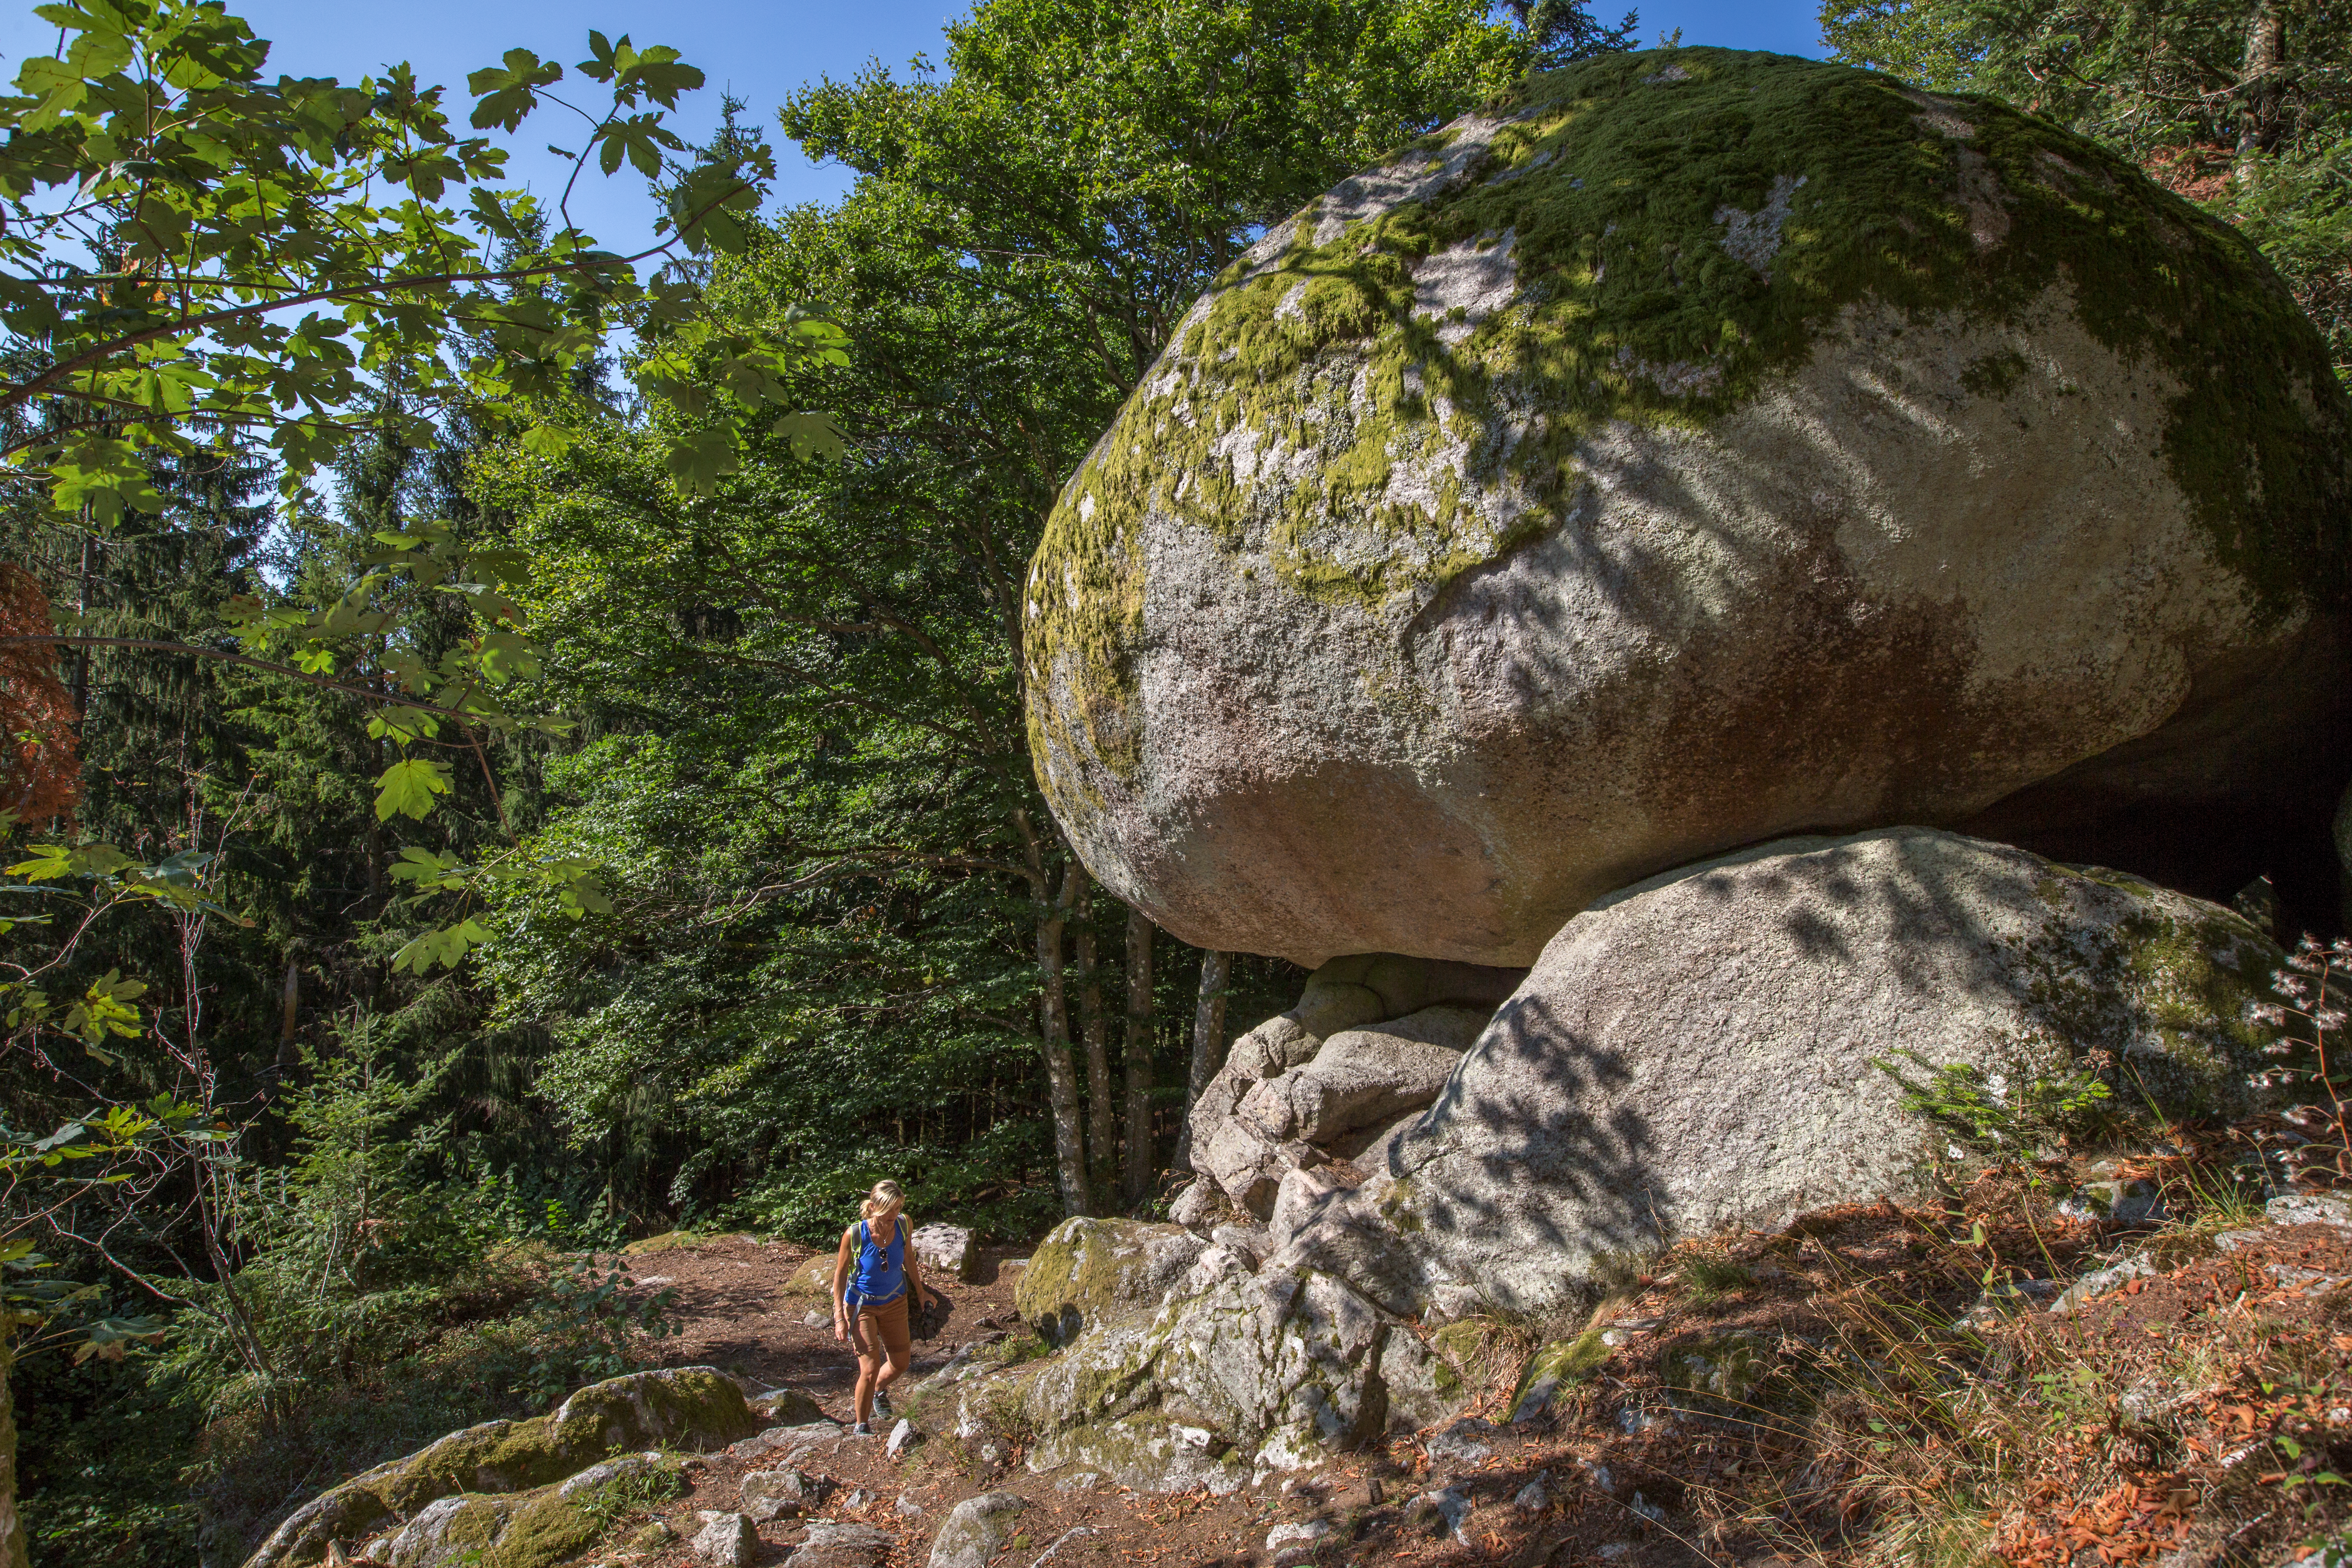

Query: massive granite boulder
[1023,46,2352,967]
[1278,829,2289,1317]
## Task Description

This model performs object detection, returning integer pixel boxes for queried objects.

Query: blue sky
[0,0,1827,257]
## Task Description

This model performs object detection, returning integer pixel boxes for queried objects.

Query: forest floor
[569,1150,2352,1567]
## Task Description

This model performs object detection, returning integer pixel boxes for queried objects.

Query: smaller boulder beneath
[1227,1014,1322,1080]
[1192,959,1516,1215]
[927,1492,1026,1568]
[1236,1008,1480,1145]
[1288,829,2291,1317]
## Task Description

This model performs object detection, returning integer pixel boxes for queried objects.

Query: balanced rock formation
[1277,829,2287,1317]
[1024,46,2352,966]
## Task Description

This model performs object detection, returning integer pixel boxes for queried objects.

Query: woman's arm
[831,1225,855,1342]
[903,1216,927,1302]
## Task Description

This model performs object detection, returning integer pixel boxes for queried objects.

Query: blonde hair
[859,1180,905,1221]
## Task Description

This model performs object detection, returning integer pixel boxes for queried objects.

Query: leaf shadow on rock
[1294,831,2279,1316]
[1399,985,1661,1272]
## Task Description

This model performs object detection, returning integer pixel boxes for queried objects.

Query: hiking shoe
[871,1391,893,1419]
[852,1421,873,1437]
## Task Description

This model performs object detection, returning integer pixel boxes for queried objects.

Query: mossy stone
[1012,1218,1205,1345]
[1021,46,2352,971]
[1030,46,2348,751]
[1505,1330,1611,1420]
[244,1368,756,1568]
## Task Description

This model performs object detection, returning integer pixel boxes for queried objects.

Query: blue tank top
[850,1217,906,1304]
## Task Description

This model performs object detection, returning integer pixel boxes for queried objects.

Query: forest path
[601,1230,1451,1568]
[627,1230,1027,1408]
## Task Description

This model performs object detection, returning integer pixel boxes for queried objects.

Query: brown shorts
[850,1292,910,1365]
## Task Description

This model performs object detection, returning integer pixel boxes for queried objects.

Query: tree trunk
[68,527,90,722]
[0,1327,25,1568]
[1176,950,1231,1171]
[2237,0,2287,174]
[1123,906,1156,1208]
[280,958,300,1053]
[1035,862,1091,1216]
[1073,879,1115,1210]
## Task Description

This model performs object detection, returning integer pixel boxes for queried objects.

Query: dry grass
[1422,1140,2352,1567]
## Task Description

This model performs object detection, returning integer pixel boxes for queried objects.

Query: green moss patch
[263,1370,755,1568]
[1505,1328,1611,1419]
[1013,1217,1177,1345]
[2023,865,2289,1123]
[1025,45,2350,802]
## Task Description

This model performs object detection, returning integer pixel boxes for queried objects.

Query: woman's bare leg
[868,1297,913,1409]
[851,1315,883,1422]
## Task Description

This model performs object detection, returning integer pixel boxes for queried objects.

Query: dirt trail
[629,1232,1026,1412]
[617,1231,1381,1568]
[597,1185,2352,1567]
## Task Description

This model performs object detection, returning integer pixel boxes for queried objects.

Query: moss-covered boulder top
[1024,46,2352,969]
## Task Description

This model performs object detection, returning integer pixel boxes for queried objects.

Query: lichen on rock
[1025,46,2352,967]
[243,1367,757,1568]
[1014,1217,1208,1345]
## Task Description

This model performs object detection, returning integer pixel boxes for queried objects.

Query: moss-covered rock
[1013,1217,1207,1345]
[1025,46,2352,969]
[781,1255,837,1298]
[1507,1330,1612,1421]
[379,1487,601,1568]
[1279,828,2294,1317]
[243,1368,756,1568]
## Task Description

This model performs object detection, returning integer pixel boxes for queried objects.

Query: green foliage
[513,1254,683,1407]
[0,0,832,520]
[1873,1049,2117,1153]
[7,1,1507,1554]
[1494,0,1640,67]
[570,1459,682,1535]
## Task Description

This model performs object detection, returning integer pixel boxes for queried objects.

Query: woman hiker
[831,1178,938,1435]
